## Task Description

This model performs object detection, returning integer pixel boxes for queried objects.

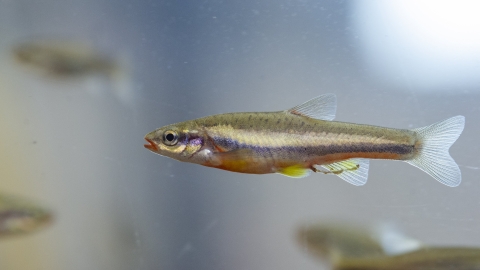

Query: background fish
[144,94,465,186]
[297,223,386,263]
[297,222,425,263]
[0,193,52,237]
[335,248,480,270]
[297,222,480,270]
[12,40,118,77]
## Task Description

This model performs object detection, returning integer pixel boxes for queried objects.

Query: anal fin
[318,159,370,186]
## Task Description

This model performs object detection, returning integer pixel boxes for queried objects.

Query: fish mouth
[144,138,158,152]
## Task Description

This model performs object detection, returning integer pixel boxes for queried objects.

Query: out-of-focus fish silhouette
[297,223,385,263]
[297,222,480,270]
[11,39,134,106]
[335,247,480,270]
[0,193,52,237]
[12,40,119,77]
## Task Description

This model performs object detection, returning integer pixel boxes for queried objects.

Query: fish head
[13,43,44,66]
[144,121,206,162]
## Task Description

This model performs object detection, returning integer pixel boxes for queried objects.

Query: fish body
[13,40,117,77]
[335,248,480,270]
[297,223,480,270]
[297,222,425,264]
[144,94,465,186]
[188,112,416,172]
[0,194,52,237]
[297,224,386,262]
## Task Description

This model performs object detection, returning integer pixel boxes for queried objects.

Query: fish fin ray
[287,94,337,121]
[319,159,369,186]
[406,115,465,187]
[278,165,311,178]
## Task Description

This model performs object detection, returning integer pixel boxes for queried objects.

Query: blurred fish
[373,222,423,256]
[12,40,118,77]
[0,193,52,237]
[12,39,135,106]
[144,94,465,186]
[297,222,425,264]
[335,248,480,270]
[297,223,385,263]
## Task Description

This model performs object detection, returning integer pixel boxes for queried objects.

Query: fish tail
[406,116,465,187]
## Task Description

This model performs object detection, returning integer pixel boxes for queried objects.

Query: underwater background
[0,1,479,269]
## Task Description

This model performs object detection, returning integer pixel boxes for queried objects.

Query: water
[0,1,479,269]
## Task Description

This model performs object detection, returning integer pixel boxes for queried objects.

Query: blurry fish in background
[297,222,480,270]
[297,223,385,263]
[297,222,424,264]
[144,94,465,186]
[11,39,134,106]
[372,222,423,256]
[335,248,480,270]
[13,40,118,77]
[0,193,52,237]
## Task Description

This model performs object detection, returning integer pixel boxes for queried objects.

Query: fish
[297,223,480,270]
[144,94,465,186]
[335,248,480,270]
[12,40,118,77]
[0,193,52,237]
[297,223,386,263]
[297,222,424,264]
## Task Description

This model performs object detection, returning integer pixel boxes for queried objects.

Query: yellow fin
[278,165,311,178]
[319,159,369,186]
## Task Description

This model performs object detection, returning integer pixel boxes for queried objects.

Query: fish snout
[144,138,158,152]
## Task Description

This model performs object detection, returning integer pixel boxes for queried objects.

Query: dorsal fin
[287,94,337,121]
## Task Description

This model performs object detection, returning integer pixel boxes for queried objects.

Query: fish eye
[163,130,178,146]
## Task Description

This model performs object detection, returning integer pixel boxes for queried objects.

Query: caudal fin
[406,116,465,187]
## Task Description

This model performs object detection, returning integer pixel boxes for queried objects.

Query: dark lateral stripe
[319,142,414,155]
[213,137,414,156]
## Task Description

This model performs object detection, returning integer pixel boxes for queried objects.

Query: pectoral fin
[318,159,370,186]
[278,165,311,178]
